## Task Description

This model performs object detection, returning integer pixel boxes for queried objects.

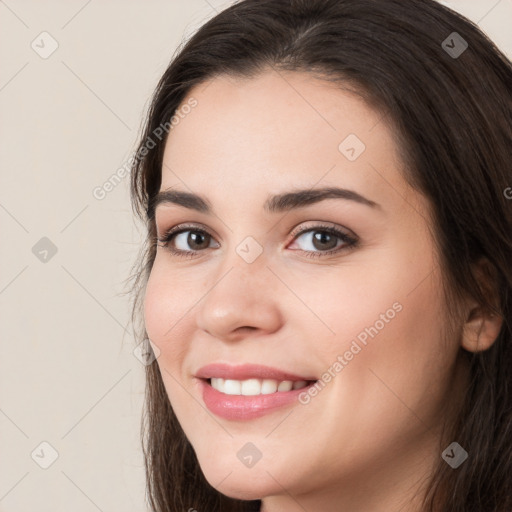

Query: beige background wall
[0,1,511,510]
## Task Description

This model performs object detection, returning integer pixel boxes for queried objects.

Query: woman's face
[144,70,467,509]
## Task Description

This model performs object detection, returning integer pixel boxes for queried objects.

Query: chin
[197,456,285,501]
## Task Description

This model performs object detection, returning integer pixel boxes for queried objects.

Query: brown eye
[289,225,358,258]
[157,226,219,258]
[182,231,211,251]
[310,231,339,251]
[157,223,358,260]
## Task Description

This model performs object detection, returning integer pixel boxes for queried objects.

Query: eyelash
[157,222,359,260]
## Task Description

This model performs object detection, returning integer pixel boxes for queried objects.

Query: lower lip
[200,379,316,420]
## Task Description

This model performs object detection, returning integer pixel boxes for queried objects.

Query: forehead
[160,69,421,216]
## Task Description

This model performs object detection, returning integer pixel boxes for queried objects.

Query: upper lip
[196,363,317,382]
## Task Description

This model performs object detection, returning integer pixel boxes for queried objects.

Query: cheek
[306,246,451,401]
[143,274,167,344]
[144,268,195,410]
[143,263,189,366]
[288,260,415,363]
[324,265,452,426]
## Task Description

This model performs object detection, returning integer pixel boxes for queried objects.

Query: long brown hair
[128,1,512,510]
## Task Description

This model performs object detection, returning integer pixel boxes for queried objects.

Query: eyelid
[156,222,216,240]
[288,220,356,239]
[156,220,359,258]
[157,220,354,241]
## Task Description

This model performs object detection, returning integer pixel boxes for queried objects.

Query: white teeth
[223,379,241,394]
[210,378,311,395]
[261,379,278,394]
[241,379,261,396]
[277,380,293,392]
[211,377,224,390]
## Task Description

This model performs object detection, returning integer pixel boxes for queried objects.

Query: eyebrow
[148,186,380,218]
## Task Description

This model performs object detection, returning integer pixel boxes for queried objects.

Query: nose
[195,252,283,342]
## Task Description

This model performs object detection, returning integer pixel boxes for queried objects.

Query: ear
[461,258,503,353]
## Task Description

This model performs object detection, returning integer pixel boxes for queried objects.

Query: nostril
[237,326,257,332]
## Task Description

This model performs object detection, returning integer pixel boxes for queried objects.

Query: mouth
[195,363,319,420]
[195,362,317,383]
[204,377,315,395]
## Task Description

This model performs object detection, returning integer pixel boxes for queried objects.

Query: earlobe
[460,257,503,353]
[461,305,503,353]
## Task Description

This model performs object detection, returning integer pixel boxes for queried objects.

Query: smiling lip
[195,363,318,421]
[195,363,316,382]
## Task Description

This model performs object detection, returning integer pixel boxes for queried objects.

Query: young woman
[129,0,512,510]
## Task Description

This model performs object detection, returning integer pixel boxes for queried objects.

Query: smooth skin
[143,69,502,512]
